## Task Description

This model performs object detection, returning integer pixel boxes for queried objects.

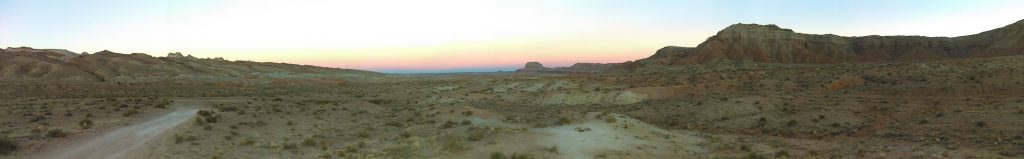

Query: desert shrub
[272,97,284,101]
[239,139,255,146]
[172,133,199,144]
[461,120,471,126]
[194,117,206,126]
[154,102,167,108]
[204,115,220,123]
[785,119,798,127]
[203,125,213,131]
[756,117,768,127]
[217,106,238,112]
[744,152,766,159]
[491,152,532,159]
[78,119,94,129]
[441,120,456,129]
[491,152,507,159]
[509,153,530,159]
[467,128,487,141]
[399,132,411,138]
[197,110,214,117]
[462,110,474,116]
[0,135,16,155]
[302,138,317,147]
[441,136,466,152]
[45,129,66,138]
[543,146,559,154]
[605,116,617,123]
[121,109,139,117]
[739,145,751,151]
[29,116,46,123]
[556,117,571,125]
[775,150,790,158]
[282,142,298,150]
[385,121,403,127]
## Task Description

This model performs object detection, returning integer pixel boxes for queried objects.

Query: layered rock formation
[0,47,380,82]
[631,19,1024,66]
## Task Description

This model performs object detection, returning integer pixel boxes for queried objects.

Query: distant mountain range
[520,19,1024,72]
[0,47,380,82]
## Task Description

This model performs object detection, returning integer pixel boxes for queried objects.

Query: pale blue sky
[2,0,1022,73]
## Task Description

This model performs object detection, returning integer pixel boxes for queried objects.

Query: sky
[1,0,1023,73]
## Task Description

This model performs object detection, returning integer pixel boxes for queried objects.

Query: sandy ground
[28,101,200,159]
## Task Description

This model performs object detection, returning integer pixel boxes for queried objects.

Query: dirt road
[32,106,199,159]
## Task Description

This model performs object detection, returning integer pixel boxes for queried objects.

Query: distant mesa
[524,61,546,69]
[516,61,614,74]
[516,61,551,72]
[167,52,186,58]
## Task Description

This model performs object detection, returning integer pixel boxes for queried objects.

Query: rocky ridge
[632,19,1024,66]
[0,47,380,82]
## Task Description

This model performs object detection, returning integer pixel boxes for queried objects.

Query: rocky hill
[0,47,380,82]
[515,61,614,74]
[630,19,1024,66]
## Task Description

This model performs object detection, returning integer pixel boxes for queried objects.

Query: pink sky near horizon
[258,45,655,71]
[3,0,1023,73]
